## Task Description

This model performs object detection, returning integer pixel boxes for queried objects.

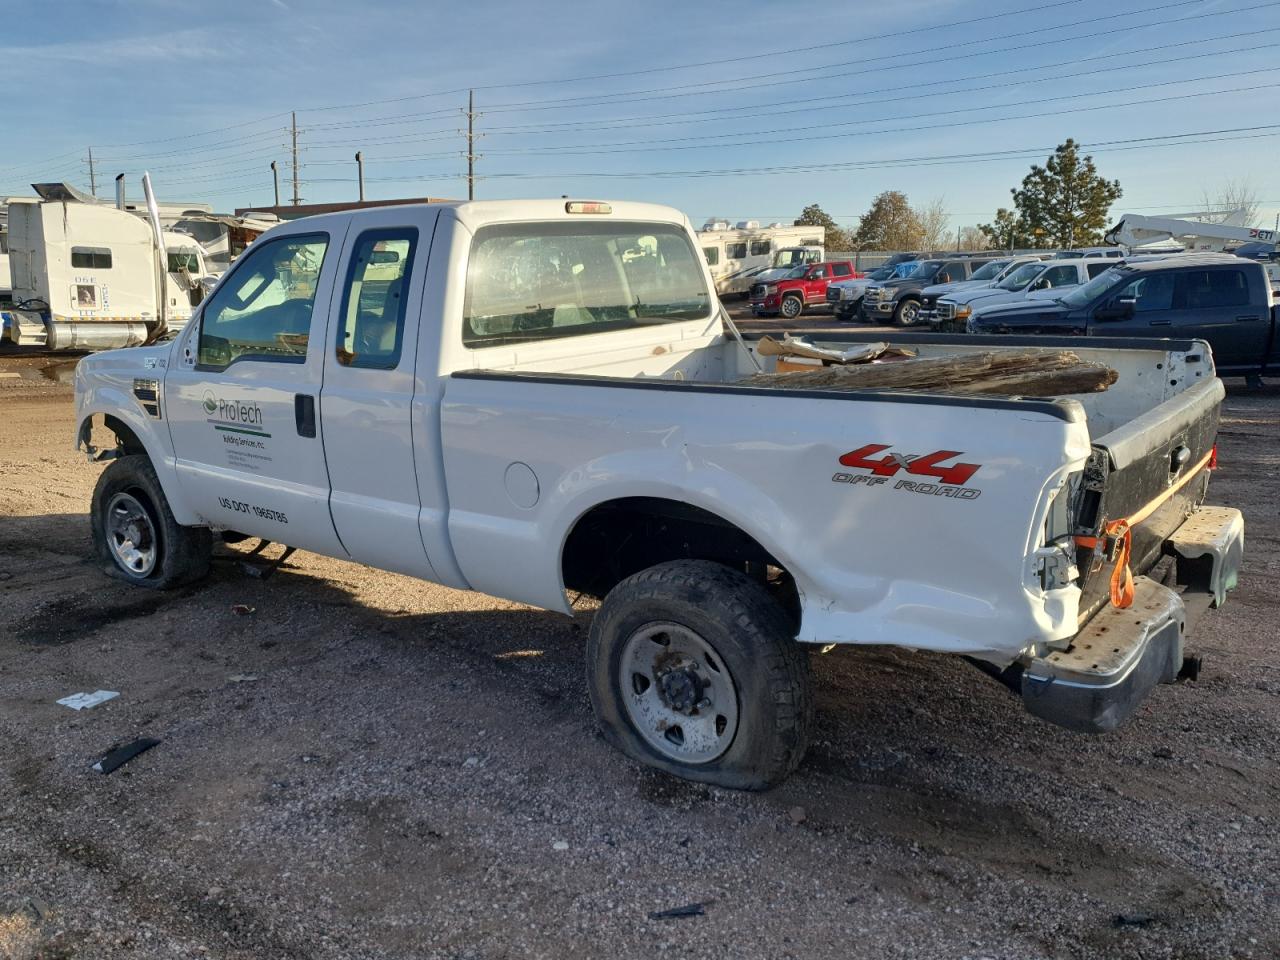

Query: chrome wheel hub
[106,492,157,577]
[619,622,739,764]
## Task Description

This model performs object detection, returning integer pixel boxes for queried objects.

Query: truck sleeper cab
[75,200,1244,790]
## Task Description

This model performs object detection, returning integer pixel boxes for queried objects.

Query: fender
[76,379,201,527]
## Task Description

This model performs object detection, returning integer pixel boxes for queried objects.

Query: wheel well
[562,497,799,618]
[84,414,147,457]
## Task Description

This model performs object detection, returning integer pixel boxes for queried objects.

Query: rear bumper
[1019,506,1243,734]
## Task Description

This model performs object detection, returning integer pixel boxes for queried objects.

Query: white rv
[2,192,212,351]
[697,220,826,296]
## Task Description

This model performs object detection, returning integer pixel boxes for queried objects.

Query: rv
[1,188,213,351]
[697,220,826,296]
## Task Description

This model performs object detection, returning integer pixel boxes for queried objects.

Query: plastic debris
[227,674,260,683]
[93,737,161,774]
[551,840,569,851]
[231,604,256,615]
[56,690,119,710]
[648,903,706,921]
[788,805,808,825]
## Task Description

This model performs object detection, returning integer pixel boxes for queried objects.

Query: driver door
[164,225,350,556]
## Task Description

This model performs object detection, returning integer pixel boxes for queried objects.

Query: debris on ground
[648,903,707,921]
[92,737,161,774]
[1113,913,1157,928]
[227,674,260,683]
[551,840,569,851]
[55,690,119,711]
[789,806,808,825]
[231,604,256,616]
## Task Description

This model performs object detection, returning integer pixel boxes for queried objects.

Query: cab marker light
[565,201,612,214]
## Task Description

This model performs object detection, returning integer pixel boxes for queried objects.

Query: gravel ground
[0,353,1277,960]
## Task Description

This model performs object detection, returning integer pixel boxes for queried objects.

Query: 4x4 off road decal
[833,443,982,500]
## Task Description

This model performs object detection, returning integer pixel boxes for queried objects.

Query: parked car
[967,253,1279,378]
[826,261,921,321]
[750,260,861,318]
[917,255,1049,326]
[933,258,1118,331]
[73,199,1243,789]
[861,257,995,326]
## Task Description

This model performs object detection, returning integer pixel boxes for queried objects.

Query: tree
[958,225,992,251]
[1197,178,1261,226]
[795,203,852,251]
[978,208,1031,250]
[915,196,951,250]
[1009,139,1121,247]
[853,191,924,250]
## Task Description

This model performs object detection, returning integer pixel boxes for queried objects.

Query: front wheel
[91,455,212,589]
[893,298,923,326]
[587,560,814,790]
[780,294,804,320]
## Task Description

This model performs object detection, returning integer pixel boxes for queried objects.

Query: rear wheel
[587,560,814,790]
[91,455,211,589]
[780,294,804,320]
[893,298,923,326]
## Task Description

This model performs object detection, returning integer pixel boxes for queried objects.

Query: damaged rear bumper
[1019,505,1243,734]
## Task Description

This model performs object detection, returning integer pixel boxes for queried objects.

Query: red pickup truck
[749,260,862,318]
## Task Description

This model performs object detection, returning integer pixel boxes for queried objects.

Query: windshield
[867,266,894,280]
[773,248,816,267]
[891,261,921,279]
[463,221,712,346]
[997,262,1047,290]
[967,260,1007,281]
[168,250,201,273]
[1058,267,1126,308]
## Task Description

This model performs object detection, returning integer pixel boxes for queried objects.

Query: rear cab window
[463,221,712,347]
[335,229,417,369]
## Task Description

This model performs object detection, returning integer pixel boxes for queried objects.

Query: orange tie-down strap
[1073,447,1216,609]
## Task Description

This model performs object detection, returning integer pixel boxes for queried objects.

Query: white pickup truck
[74,199,1244,789]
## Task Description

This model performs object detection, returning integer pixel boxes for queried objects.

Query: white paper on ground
[56,690,120,710]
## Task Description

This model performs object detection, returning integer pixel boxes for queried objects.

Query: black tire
[780,294,804,320]
[91,454,212,589]
[893,298,923,326]
[587,560,814,790]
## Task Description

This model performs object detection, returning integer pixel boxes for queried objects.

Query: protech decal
[202,390,270,438]
[833,443,983,500]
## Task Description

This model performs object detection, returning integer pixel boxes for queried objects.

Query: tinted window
[198,233,329,368]
[968,260,1007,281]
[336,228,417,369]
[726,242,747,259]
[71,246,112,269]
[1117,272,1175,312]
[1086,261,1113,278]
[702,246,720,266]
[749,240,770,257]
[463,221,711,347]
[831,263,852,277]
[1175,268,1250,309]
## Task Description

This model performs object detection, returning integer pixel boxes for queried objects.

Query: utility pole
[464,90,481,201]
[270,162,280,207]
[355,151,365,202]
[87,146,97,196]
[290,111,301,206]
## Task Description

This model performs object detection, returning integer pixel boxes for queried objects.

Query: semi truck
[75,199,1243,789]
[1,182,213,351]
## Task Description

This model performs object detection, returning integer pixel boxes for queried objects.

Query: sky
[1,0,1277,237]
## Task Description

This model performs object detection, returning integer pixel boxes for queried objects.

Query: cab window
[197,233,329,369]
[335,229,417,369]
[71,247,112,269]
[830,263,852,278]
[1116,272,1175,312]
[1175,268,1250,309]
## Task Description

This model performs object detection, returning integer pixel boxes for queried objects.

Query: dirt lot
[1,352,1277,960]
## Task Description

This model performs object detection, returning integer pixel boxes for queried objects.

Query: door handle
[1235,315,1262,322]
[295,394,316,438]
[1147,319,1171,326]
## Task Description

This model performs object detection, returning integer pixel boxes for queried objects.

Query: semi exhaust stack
[115,174,126,210]
[142,172,168,339]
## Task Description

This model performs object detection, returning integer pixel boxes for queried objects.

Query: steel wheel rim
[106,492,158,577]
[900,302,920,324]
[619,621,739,765]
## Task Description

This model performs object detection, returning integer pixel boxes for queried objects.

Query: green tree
[795,203,851,251]
[1009,139,1121,247]
[853,191,924,250]
[978,208,1031,249]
